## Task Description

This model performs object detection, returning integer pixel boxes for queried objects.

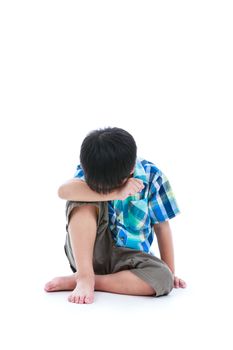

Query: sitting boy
[45,127,186,304]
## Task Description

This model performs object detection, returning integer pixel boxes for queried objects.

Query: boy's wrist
[99,188,119,201]
[109,188,119,201]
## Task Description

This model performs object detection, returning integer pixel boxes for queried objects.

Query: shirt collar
[133,157,148,185]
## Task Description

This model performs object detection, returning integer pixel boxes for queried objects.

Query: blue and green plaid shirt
[74,157,180,253]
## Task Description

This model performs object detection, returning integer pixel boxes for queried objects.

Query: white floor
[1,276,231,350]
[1,216,232,350]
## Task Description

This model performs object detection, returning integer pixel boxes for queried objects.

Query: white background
[0,1,232,349]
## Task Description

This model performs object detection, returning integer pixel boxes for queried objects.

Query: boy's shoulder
[138,157,160,172]
[136,156,163,184]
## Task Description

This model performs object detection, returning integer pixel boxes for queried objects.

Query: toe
[85,296,94,304]
[44,282,53,292]
[74,295,80,304]
[68,293,75,303]
[79,296,85,304]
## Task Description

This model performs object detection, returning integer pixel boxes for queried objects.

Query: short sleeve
[73,164,85,181]
[148,170,180,224]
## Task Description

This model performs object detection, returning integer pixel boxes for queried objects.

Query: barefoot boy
[45,127,186,303]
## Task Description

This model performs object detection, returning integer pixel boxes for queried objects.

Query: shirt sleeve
[73,164,85,181]
[148,170,180,224]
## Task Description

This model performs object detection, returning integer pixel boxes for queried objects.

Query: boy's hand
[116,178,144,200]
[173,276,187,288]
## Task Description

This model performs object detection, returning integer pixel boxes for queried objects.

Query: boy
[45,127,186,304]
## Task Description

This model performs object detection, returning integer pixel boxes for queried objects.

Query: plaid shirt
[74,157,180,253]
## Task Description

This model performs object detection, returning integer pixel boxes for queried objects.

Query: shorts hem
[129,269,165,297]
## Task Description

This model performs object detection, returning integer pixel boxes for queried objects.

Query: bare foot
[68,274,95,304]
[44,274,76,292]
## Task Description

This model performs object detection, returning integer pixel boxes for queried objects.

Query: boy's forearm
[58,179,118,202]
[154,221,175,274]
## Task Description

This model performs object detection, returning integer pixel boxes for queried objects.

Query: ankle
[77,271,95,279]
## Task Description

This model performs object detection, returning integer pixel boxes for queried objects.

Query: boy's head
[80,127,137,194]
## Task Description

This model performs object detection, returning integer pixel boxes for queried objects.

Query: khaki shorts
[64,200,174,297]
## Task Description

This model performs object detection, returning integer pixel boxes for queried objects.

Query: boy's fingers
[130,179,144,191]
[180,280,187,288]
[132,178,143,185]
[174,278,179,288]
[173,276,187,289]
[135,180,144,190]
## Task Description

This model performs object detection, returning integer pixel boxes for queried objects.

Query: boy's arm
[154,221,186,288]
[58,177,144,202]
[154,221,175,273]
[58,179,118,201]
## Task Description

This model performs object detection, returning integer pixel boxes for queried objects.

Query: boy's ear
[130,166,135,175]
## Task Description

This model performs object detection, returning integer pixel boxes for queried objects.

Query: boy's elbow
[57,179,82,200]
[58,185,68,199]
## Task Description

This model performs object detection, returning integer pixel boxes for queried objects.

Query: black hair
[80,127,137,194]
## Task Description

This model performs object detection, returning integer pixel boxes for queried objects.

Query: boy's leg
[44,201,168,300]
[45,271,155,296]
[65,204,98,304]
[45,201,156,298]
[95,271,156,295]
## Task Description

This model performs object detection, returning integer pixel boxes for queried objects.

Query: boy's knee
[68,203,99,225]
[161,265,174,295]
